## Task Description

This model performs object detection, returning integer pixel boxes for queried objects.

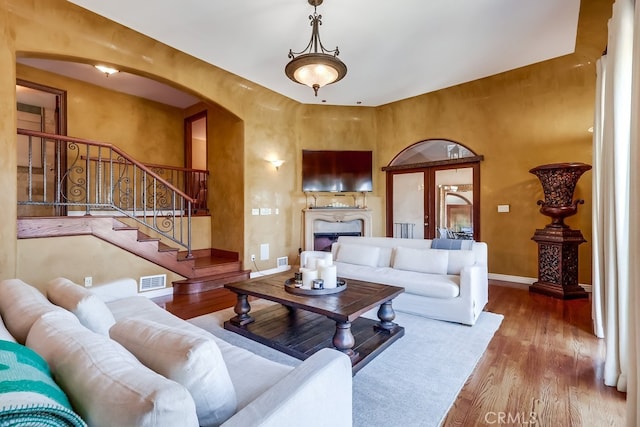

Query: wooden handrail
[17,128,197,203]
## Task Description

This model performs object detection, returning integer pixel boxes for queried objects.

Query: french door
[386,162,480,241]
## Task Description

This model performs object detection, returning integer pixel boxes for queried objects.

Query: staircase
[17,216,250,295]
[15,128,250,294]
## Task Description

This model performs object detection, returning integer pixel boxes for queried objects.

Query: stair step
[172,270,251,295]
[137,231,160,243]
[17,216,243,285]
[158,241,179,252]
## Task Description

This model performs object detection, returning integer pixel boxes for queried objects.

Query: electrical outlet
[251,254,256,261]
[84,276,92,287]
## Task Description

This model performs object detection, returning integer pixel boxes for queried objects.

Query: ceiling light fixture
[94,65,119,77]
[285,0,347,97]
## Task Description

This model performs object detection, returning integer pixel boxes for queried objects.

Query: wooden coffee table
[224,272,404,373]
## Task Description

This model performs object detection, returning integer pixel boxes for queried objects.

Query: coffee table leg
[333,321,358,360]
[230,293,254,326]
[375,300,399,334]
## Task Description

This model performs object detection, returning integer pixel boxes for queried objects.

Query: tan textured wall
[16,64,184,166]
[16,236,184,291]
[0,2,17,277]
[375,0,612,283]
[0,0,612,284]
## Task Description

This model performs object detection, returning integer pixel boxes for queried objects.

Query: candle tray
[284,278,347,296]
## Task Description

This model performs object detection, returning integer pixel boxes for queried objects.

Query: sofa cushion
[0,315,16,343]
[392,247,449,275]
[110,318,237,427]
[334,263,460,299]
[26,311,199,427]
[107,296,295,411]
[447,250,476,275]
[335,243,381,268]
[46,278,116,336]
[0,279,67,344]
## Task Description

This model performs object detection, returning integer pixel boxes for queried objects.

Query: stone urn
[529,162,592,228]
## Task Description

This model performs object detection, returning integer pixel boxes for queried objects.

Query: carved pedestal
[530,227,588,299]
[529,162,591,300]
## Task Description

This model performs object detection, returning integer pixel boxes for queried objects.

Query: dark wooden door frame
[184,110,208,170]
[384,160,481,241]
[16,79,67,216]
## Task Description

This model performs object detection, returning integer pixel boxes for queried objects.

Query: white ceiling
[28,0,580,107]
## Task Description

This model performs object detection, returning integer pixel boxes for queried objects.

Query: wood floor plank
[156,280,626,426]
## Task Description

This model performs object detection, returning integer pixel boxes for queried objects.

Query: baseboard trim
[250,265,291,279]
[488,273,592,293]
[139,287,174,298]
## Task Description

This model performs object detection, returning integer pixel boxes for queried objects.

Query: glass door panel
[392,172,424,239]
[434,168,474,239]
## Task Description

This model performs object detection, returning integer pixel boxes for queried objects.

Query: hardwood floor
[155,280,627,426]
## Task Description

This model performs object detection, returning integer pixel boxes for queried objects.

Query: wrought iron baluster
[85,143,90,215]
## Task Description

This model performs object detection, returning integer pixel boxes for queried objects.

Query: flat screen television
[302,150,373,192]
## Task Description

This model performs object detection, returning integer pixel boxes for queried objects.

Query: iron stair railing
[17,128,196,258]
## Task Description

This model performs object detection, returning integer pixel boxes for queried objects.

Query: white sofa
[0,278,353,427]
[302,236,488,326]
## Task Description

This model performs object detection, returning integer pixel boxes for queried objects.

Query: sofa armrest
[222,348,352,427]
[459,264,489,320]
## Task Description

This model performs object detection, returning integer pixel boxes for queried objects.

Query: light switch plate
[497,204,510,213]
[260,243,269,260]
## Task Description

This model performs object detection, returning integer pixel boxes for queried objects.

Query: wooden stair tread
[173,269,251,284]
[158,242,179,252]
[172,269,251,295]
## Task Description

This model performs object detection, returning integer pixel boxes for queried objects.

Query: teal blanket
[0,340,86,427]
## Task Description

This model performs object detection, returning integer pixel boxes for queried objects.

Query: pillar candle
[300,268,318,289]
[319,265,338,289]
[323,252,333,266]
[306,257,318,270]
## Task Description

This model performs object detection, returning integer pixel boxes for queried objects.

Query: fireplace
[303,208,372,252]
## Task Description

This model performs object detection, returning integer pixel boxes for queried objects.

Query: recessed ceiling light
[94,65,119,76]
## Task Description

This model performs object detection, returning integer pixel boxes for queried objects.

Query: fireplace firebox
[303,208,372,252]
[313,231,362,252]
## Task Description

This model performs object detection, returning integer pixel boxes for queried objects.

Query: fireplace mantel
[303,208,373,251]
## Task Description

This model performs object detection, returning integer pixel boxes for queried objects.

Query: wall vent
[277,256,289,268]
[139,274,166,292]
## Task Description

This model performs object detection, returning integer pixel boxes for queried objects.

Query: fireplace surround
[303,208,373,251]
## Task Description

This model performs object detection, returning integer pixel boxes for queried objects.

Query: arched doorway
[383,139,483,240]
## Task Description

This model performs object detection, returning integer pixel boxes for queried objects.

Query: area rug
[188,302,503,427]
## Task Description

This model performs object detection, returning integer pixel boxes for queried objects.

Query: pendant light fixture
[285,0,347,96]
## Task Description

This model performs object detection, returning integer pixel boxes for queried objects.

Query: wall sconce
[269,159,285,171]
[95,65,119,77]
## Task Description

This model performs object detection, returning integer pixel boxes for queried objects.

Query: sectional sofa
[302,236,488,326]
[0,278,352,426]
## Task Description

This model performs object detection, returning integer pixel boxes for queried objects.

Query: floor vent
[139,274,166,292]
[277,256,289,268]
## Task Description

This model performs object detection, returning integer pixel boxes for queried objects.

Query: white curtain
[627,0,640,424]
[592,0,635,393]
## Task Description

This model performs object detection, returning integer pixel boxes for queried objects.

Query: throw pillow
[392,247,449,275]
[335,243,381,268]
[110,318,237,427]
[0,279,68,344]
[46,278,116,336]
[26,311,199,427]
